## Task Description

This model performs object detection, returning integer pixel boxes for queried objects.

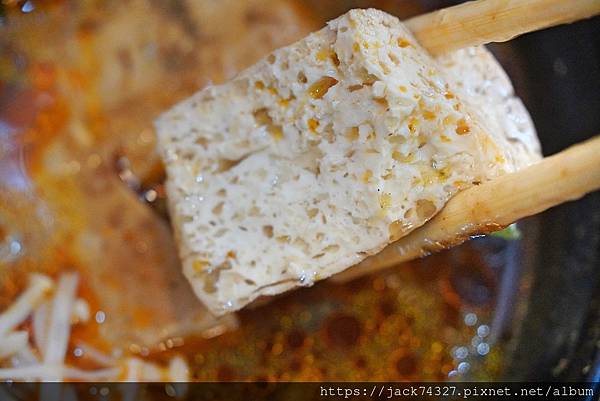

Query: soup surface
[0,0,512,380]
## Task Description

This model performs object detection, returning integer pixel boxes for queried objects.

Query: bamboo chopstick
[333,136,600,283]
[406,0,600,55]
[138,1,600,287]
[331,1,600,282]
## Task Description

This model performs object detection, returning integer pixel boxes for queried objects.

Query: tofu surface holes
[156,9,541,314]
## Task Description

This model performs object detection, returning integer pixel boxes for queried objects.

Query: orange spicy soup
[0,0,507,381]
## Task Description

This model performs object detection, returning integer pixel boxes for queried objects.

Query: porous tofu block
[156,9,540,315]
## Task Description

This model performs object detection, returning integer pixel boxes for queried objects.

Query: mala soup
[0,0,522,380]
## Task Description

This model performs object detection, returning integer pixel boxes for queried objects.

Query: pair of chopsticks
[334,0,600,282]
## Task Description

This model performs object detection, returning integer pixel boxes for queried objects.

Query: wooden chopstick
[138,1,600,287]
[333,136,600,283]
[406,0,600,55]
[136,0,599,188]
[332,1,600,282]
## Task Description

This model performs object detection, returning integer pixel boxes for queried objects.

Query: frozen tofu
[155,9,540,315]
